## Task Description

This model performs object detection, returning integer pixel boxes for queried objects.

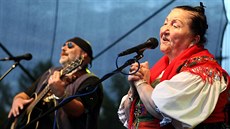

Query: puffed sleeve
[152,71,227,128]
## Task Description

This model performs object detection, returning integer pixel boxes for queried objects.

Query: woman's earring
[191,40,196,44]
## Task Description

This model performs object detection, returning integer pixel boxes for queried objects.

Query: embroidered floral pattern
[180,56,222,84]
[134,101,150,118]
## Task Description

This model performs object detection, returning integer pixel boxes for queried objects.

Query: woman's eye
[173,25,178,28]
[173,23,179,28]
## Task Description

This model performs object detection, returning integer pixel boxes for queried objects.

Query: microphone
[118,37,158,57]
[0,53,32,61]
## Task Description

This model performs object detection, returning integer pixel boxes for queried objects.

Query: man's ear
[82,52,91,64]
[82,52,88,59]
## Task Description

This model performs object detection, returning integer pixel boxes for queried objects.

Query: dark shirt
[23,67,103,129]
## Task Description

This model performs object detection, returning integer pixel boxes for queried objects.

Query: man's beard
[59,57,72,67]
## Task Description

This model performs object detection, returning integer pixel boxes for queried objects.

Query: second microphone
[118,37,158,57]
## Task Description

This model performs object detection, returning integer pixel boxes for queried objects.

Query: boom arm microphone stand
[0,42,19,81]
[20,53,144,129]
[0,61,19,81]
[0,42,35,82]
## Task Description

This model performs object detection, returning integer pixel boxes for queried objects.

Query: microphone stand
[19,54,144,129]
[0,61,19,81]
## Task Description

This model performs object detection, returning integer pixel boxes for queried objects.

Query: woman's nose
[161,24,170,32]
[160,26,169,36]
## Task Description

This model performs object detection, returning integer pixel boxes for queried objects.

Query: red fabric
[180,56,225,84]
[134,120,160,129]
[129,98,137,129]
[150,45,212,82]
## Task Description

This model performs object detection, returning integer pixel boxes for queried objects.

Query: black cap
[66,37,93,64]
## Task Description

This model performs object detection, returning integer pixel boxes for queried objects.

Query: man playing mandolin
[7,37,103,129]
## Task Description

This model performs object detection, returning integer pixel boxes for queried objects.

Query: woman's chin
[160,46,170,53]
